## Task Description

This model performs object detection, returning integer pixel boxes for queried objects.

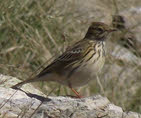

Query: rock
[0,74,46,97]
[0,75,141,118]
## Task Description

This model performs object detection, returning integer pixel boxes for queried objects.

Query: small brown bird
[112,15,141,57]
[12,22,116,98]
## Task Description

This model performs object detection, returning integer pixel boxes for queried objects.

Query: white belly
[67,54,105,87]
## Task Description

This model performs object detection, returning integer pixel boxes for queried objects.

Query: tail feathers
[11,77,37,90]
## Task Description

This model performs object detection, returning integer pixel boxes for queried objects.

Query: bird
[112,15,141,57]
[11,22,116,98]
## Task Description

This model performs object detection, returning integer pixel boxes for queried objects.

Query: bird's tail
[11,77,37,90]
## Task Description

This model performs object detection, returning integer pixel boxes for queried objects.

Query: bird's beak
[108,28,117,32]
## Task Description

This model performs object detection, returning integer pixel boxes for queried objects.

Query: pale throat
[95,41,105,57]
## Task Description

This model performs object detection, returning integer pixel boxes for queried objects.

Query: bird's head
[85,22,116,41]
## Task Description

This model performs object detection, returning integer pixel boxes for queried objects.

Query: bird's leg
[68,83,83,98]
[70,88,83,98]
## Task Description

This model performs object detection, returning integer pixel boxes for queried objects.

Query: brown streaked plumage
[12,22,116,98]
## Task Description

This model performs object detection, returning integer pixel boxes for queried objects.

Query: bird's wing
[37,40,93,77]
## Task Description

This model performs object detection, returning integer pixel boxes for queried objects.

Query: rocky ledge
[0,74,141,118]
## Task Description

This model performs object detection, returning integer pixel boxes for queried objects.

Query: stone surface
[0,75,141,118]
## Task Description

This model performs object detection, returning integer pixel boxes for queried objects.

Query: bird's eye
[96,27,103,32]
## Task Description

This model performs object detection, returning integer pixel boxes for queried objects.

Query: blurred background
[0,0,141,113]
